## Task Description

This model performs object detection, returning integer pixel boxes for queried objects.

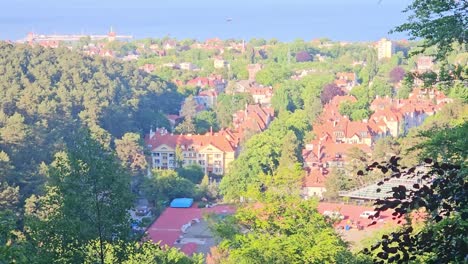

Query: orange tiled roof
[145,129,237,153]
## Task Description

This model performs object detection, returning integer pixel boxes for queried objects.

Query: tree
[363,123,467,263]
[278,131,300,166]
[211,197,366,264]
[295,51,312,62]
[320,83,345,104]
[255,65,291,86]
[392,0,468,60]
[83,240,203,264]
[180,95,198,119]
[115,133,147,175]
[143,169,195,204]
[324,169,350,199]
[371,78,393,98]
[176,164,205,184]
[25,131,133,263]
[389,66,405,83]
[194,110,219,134]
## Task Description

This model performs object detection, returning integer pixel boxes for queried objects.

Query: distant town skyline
[1,0,412,41]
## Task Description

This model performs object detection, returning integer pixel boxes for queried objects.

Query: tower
[108,26,116,42]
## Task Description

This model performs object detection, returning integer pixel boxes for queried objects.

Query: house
[214,58,227,69]
[187,75,226,92]
[162,63,179,69]
[335,72,358,91]
[249,85,273,106]
[180,62,197,71]
[232,104,274,140]
[301,88,450,198]
[139,64,155,73]
[145,128,237,175]
[416,56,434,72]
[231,80,252,93]
[163,40,177,50]
[195,90,218,108]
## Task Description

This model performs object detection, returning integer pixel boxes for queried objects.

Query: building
[416,56,434,72]
[334,72,359,91]
[376,38,394,60]
[214,58,227,69]
[249,85,273,106]
[232,104,274,140]
[301,89,449,198]
[180,62,197,71]
[195,90,218,108]
[145,128,237,175]
[139,64,155,73]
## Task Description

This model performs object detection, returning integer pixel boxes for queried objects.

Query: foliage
[24,130,133,263]
[255,65,291,86]
[211,197,367,264]
[321,83,345,104]
[295,51,313,62]
[389,67,406,83]
[392,0,467,60]
[143,169,196,204]
[0,42,179,206]
[363,155,467,263]
[176,164,205,184]
[214,94,253,128]
[194,110,219,134]
[220,110,310,200]
[115,133,147,175]
[83,240,203,264]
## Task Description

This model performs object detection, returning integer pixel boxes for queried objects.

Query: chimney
[317,141,322,161]
[150,127,155,139]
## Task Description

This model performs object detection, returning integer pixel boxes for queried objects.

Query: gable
[199,144,222,153]
[154,144,175,152]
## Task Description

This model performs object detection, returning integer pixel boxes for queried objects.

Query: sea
[0,0,411,42]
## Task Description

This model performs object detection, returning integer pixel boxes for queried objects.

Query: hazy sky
[1,0,413,41]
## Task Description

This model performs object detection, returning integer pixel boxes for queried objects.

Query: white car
[323,210,345,220]
[360,211,377,219]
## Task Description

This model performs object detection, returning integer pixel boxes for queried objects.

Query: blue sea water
[0,0,411,42]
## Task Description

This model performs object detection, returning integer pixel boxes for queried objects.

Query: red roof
[181,243,198,256]
[317,202,403,228]
[145,128,237,153]
[147,205,235,251]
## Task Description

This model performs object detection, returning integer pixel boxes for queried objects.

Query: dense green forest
[0,43,202,263]
[0,42,182,201]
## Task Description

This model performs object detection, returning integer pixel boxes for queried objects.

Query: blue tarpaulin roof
[170,198,194,208]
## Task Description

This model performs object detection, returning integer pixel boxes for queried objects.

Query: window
[169,153,174,157]
[215,154,221,158]
[154,153,160,157]
[155,159,160,164]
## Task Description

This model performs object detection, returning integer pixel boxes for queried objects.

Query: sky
[0,0,413,41]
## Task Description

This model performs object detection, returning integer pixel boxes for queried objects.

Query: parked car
[360,211,377,219]
[323,210,344,220]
